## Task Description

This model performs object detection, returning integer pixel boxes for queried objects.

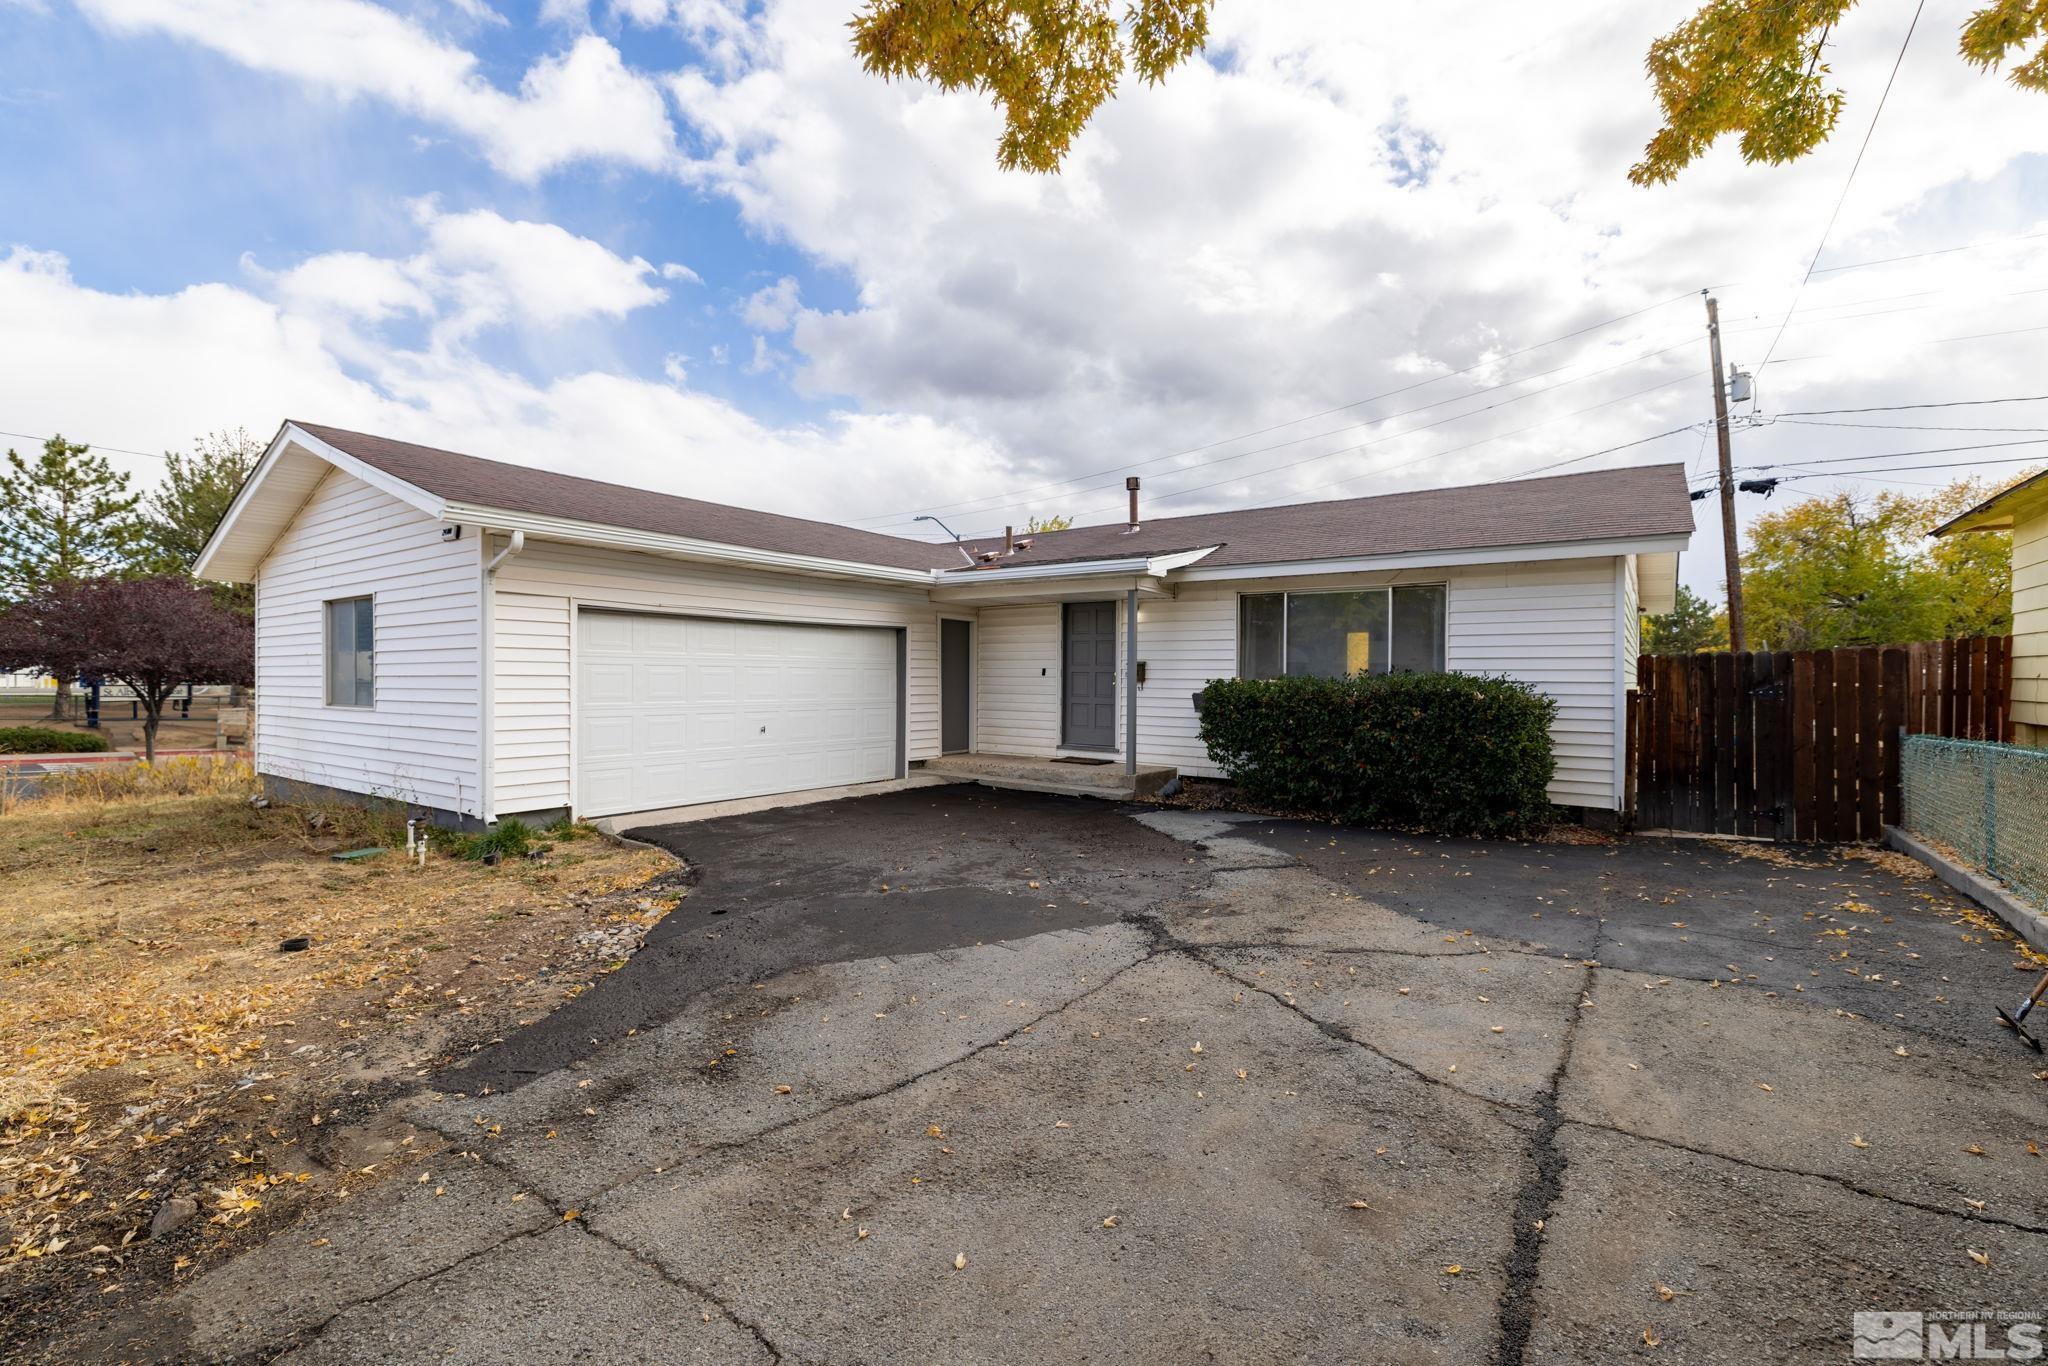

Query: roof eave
[193,422,448,583]
[1173,532,1694,582]
[440,503,941,586]
[1931,468,2048,537]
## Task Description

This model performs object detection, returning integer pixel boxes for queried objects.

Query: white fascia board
[192,421,296,581]
[282,425,448,518]
[443,503,939,587]
[193,422,449,581]
[1174,534,1694,582]
[933,556,1150,584]
[1146,545,1222,575]
[931,544,1219,587]
[928,573,1163,606]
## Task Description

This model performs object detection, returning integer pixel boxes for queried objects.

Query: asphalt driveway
[63,786,2048,1364]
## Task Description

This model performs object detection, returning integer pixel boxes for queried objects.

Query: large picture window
[325,596,375,708]
[1237,585,1446,680]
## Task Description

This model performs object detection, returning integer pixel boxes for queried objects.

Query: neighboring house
[1933,469,2048,747]
[193,422,1692,827]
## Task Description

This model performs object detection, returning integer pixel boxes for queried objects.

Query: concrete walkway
[57,789,2048,1365]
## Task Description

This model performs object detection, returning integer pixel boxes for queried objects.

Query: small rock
[150,1196,199,1240]
[279,936,311,953]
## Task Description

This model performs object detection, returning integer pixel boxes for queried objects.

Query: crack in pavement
[1493,962,1593,1366]
[1122,906,1534,1115]
[1557,1116,2048,1239]
[544,944,1167,1213]
[277,1217,555,1356]
[573,1221,787,1364]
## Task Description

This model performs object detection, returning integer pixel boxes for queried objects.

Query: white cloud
[73,0,676,180]
[244,204,678,348]
[259,251,434,323]
[0,245,1010,523]
[413,202,670,330]
[740,275,800,331]
[657,0,2048,574]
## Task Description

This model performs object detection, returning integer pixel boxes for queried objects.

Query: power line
[1743,435,2048,471]
[1808,228,2048,277]
[1769,393,2048,416]
[1754,0,1928,375]
[1486,424,1706,483]
[1,429,169,461]
[869,333,1705,533]
[1763,417,2048,434]
[1768,452,2048,479]
[1016,369,1705,531]
[849,291,1705,527]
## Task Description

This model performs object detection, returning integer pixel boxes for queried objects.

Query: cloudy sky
[3,0,2045,595]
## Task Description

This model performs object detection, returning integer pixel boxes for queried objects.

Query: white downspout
[478,530,527,825]
[487,530,526,574]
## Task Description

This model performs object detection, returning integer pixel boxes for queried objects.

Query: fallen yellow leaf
[954,1252,968,1270]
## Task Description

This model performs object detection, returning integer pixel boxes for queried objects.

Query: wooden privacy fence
[1628,636,2014,841]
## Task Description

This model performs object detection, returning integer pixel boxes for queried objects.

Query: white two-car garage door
[575,611,898,818]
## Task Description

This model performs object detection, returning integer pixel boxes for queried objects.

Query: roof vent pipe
[1005,525,1015,555]
[1126,476,1141,532]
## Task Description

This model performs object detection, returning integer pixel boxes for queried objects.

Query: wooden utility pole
[1704,292,1746,652]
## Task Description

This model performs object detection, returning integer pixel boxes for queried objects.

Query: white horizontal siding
[253,471,483,815]
[1024,559,1626,809]
[488,538,954,816]
[2013,509,2046,732]
[974,599,1131,758]
[975,603,1062,757]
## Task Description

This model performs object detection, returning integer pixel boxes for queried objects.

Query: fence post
[1984,745,1997,879]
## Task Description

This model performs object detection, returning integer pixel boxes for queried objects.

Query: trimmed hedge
[1196,672,1558,837]
[0,726,112,754]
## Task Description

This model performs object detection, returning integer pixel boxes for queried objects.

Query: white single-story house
[193,421,1691,827]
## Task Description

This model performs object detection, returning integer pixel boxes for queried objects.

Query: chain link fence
[1900,735,2048,910]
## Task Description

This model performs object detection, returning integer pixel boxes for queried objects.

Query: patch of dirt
[0,791,675,1344]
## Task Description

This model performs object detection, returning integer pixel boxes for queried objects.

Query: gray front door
[940,618,971,753]
[1061,601,1117,750]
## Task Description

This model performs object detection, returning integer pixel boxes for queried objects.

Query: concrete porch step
[919,752,1177,800]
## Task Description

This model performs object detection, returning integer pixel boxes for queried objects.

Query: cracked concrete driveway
[61,787,2048,1364]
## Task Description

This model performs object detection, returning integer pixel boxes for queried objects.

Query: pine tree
[0,434,146,717]
[139,428,263,615]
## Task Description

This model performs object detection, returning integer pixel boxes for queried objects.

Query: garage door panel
[584,614,635,652]
[583,663,634,706]
[576,611,898,818]
[645,664,688,702]
[581,713,636,760]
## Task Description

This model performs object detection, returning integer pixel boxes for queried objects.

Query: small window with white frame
[325,596,375,708]
[1237,585,1446,679]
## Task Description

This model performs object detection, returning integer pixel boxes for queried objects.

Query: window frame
[324,594,377,709]
[1234,583,1449,680]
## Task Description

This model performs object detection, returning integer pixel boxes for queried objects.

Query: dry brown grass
[0,788,673,1275]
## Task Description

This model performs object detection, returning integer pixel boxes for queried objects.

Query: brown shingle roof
[956,462,1696,568]
[296,422,1693,575]
[295,422,963,571]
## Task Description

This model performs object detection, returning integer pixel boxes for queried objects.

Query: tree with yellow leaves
[848,0,2048,177]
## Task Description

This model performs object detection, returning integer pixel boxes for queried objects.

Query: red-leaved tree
[0,576,253,763]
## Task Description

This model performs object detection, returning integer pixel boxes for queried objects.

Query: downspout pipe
[487,529,526,575]
[478,528,526,828]
[1125,587,1138,777]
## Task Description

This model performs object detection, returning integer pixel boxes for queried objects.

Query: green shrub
[1196,672,1559,837]
[0,727,112,754]
[446,816,538,863]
